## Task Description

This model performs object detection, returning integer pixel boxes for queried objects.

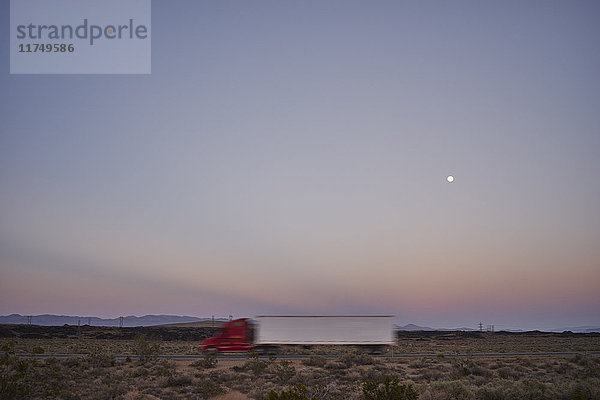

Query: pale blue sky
[1,0,599,330]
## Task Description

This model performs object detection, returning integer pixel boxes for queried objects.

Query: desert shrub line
[362,375,418,400]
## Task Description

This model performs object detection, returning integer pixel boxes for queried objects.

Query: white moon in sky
[447,175,454,183]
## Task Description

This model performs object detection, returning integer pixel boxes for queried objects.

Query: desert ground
[1,325,599,399]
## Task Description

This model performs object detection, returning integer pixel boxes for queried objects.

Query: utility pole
[478,322,483,332]
[119,316,124,328]
[88,317,91,326]
[27,316,32,325]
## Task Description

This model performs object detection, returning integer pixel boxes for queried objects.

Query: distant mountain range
[557,326,600,334]
[0,314,229,327]
[396,323,600,333]
[1,314,598,332]
[396,324,476,331]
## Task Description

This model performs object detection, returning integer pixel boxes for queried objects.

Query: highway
[13,351,600,360]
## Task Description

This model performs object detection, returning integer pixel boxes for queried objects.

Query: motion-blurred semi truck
[200,315,395,352]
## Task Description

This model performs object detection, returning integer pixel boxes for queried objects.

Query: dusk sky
[1,1,599,331]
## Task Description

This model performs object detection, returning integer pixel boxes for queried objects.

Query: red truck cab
[200,318,254,352]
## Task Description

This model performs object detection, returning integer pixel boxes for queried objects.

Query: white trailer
[255,315,395,347]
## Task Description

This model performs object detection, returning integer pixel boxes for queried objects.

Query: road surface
[13,351,600,360]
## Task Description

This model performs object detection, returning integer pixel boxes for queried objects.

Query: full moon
[447,175,454,183]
